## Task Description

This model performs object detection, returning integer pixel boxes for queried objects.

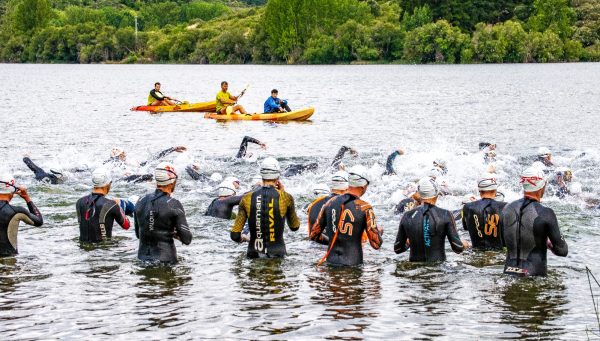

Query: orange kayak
[131,101,216,113]
[204,107,314,121]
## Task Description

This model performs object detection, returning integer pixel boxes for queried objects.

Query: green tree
[526,29,564,62]
[400,5,432,31]
[471,20,527,63]
[7,0,52,32]
[403,20,469,63]
[528,0,576,39]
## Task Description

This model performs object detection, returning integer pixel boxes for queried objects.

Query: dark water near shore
[1,63,600,339]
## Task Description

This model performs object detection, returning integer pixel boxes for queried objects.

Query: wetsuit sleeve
[185,166,209,181]
[445,211,464,254]
[285,193,300,231]
[544,207,568,257]
[384,151,400,175]
[23,157,48,181]
[236,136,262,158]
[461,206,468,231]
[330,146,351,168]
[140,147,177,166]
[172,200,192,245]
[310,201,328,242]
[226,195,244,205]
[25,201,44,226]
[364,207,382,250]
[231,194,249,242]
[394,215,409,254]
[110,202,130,230]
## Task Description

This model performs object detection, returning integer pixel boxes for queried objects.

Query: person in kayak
[549,167,573,199]
[148,82,177,106]
[230,157,300,258]
[0,173,44,257]
[205,181,244,219]
[394,177,469,262]
[134,162,192,264]
[216,81,249,115]
[22,156,65,184]
[263,89,291,113]
[383,148,405,175]
[502,167,568,277]
[461,173,507,250]
[310,165,383,266]
[76,168,131,243]
[236,136,267,158]
[283,146,358,177]
[307,171,349,244]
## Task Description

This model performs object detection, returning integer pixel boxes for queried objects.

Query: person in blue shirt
[263,89,291,113]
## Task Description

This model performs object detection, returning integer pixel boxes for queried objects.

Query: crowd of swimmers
[3,140,594,277]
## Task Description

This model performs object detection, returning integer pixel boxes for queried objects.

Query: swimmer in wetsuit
[383,149,405,175]
[461,173,507,250]
[205,181,243,219]
[502,167,568,277]
[236,136,267,158]
[105,146,187,183]
[307,171,348,245]
[310,165,383,266]
[76,168,131,243]
[394,183,421,215]
[549,168,573,199]
[230,157,300,258]
[134,163,192,264]
[394,177,469,262]
[535,147,554,168]
[0,173,43,257]
[283,146,357,177]
[22,157,65,184]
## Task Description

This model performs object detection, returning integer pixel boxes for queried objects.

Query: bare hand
[275,180,284,191]
[462,239,471,249]
[16,186,31,202]
[397,148,405,155]
[174,146,187,152]
[350,148,358,156]
[241,234,250,242]
[260,143,267,150]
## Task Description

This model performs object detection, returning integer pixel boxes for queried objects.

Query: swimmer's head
[495,191,505,202]
[521,167,547,193]
[557,167,573,182]
[0,173,17,195]
[477,173,498,192]
[348,165,370,187]
[217,181,237,197]
[260,157,281,180]
[331,171,349,191]
[111,147,126,161]
[312,183,330,198]
[210,172,223,183]
[433,159,447,171]
[91,168,112,188]
[537,147,552,159]
[417,177,439,200]
[224,176,241,189]
[155,162,178,187]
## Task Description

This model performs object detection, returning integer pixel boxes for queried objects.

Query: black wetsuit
[134,190,192,264]
[0,200,43,257]
[502,198,568,276]
[536,156,554,168]
[23,157,64,184]
[384,150,402,175]
[236,136,263,158]
[185,166,210,181]
[310,193,382,266]
[394,203,464,262]
[306,193,339,245]
[76,193,130,243]
[549,174,570,199]
[149,89,166,102]
[231,186,300,258]
[205,195,243,219]
[462,198,507,250]
[395,197,419,215]
[283,146,354,177]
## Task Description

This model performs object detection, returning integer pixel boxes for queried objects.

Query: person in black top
[76,168,131,243]
[310,165,383,266]
[307,171,348,245]
[283,146,357,177]
[22,157,65,184]
[205,181,243,219]
[548,168,573,199]
[134,163,192,264]
[0,173,43,257]
[383,148,405,175]
[148,82,177,106]
[502,167,568,277]
[395,177,468,262]
[462,173,507,250]
[236,136,267,158]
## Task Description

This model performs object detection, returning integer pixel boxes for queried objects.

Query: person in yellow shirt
[216,81,249,115]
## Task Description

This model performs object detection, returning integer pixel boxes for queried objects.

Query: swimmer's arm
[22,157,46,179]
[310,203,328,242]
[230,205,248,243]
[173,201,192,245]
[545,208,568,257]
[365,208,382,250]
[19,201,44,227]
[446,212,466,253]
[134,210,140,239]
[394,216,409,254]
[330,146,352,168]
[185,166,209,181]
[110,203,130,230]
[285,194,300,232]
[384,150,401,175]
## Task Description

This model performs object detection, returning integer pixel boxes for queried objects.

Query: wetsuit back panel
[76,194,128,243]
[462,198,506,250]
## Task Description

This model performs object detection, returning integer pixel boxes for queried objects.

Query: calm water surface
[1,63,600,339]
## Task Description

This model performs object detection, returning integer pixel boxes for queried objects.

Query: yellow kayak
[131,101,216,113]
[204,107,314,121]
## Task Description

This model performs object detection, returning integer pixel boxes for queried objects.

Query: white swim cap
[218,181,237,197]
[520,167,546,192]
[331,171,349,190]
[111,147,125,158]
[0,173,16,194]
[92,168,112,188]
[537,147,552,157]
[478,173,498,191]
[495,191,505,202]
[260,157,280,180]
[348,165,370,187]
[155,162,178,186]
[312,183,330,197]
[210,172,223,182]
[433,159,447,168]
[417,176,439,199]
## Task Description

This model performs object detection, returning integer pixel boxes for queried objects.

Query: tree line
[0,0,598,64]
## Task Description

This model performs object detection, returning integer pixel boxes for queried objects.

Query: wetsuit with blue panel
[76,193,130,243]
